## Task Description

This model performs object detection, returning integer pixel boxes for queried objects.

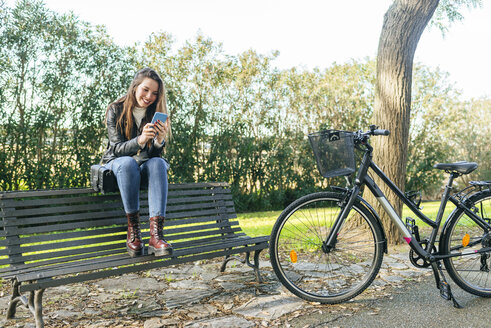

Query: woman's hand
[137,123,157,146]
[137,119,169,147]
[153,118,169,145]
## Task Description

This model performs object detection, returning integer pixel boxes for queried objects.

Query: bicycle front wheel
[269,192,384,304]
[441,189,491,297]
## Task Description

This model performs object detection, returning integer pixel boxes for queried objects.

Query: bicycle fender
[439,190,488,247]
[330,187,388,253]
[439,206,461,247]
[357,196,388,254]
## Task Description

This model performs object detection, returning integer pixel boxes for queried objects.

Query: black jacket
[101,102,164,165]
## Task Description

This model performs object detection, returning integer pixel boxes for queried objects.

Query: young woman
[100,68,172,257]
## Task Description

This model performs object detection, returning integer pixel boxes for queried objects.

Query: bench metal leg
[6,280,21,319]
[29,289,45,328]
[220,253,243,272]
[6,281,45,328]
[220,249,264,283]
[35,289,45,328]
[247,250,264,283]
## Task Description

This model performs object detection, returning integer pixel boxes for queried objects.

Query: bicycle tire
[441,189,491,297]
[269,192,384,303]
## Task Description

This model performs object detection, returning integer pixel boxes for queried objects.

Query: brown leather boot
[126,212,144,257]
[148,216,173,256]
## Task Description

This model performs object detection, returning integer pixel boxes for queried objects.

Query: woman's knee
[143,158,168,178]
[146,157,167,171]
[113,156,140,174]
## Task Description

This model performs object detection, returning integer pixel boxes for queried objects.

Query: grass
[236,210,282,237]
[237,200,453,238]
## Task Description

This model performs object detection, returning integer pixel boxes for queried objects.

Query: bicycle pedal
[439,281,463,308]
[405,217,420,241]
[439,281,451,300]
[405,217,415,230]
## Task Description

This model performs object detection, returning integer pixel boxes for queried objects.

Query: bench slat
[0,230,251,276]
[0,227,247,269]
[167,182,229,190]
[1,243,127,269]
[0,192,232,213]
[4,217,128,237]
[2,201,125,218]
[2,210,124,228]
[44,233,257,275]
[0,232,254,277]
[0,182,229,200]
[7,224,242,257]
[18,242,267,293]
[166,200,235,213]
[0,248,124,278]
[8,218,240,247]
[16,236,269,282]
[2,214,239,249]
[5,224,243,258]
[0,187,232,219]
[0,194,121,209]
[0,188,93,200]
[2,201,235,228]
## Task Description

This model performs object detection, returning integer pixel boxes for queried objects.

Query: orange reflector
[290,250,298,263]
[462,233,470,247]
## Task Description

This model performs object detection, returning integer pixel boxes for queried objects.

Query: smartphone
[151,112,168,125]
[150,112,168,141]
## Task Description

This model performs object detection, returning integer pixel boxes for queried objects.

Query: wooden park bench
[0,182,269,328]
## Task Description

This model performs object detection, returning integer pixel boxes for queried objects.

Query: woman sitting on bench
[100,67,173,257]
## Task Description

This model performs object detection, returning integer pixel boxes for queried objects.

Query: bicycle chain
[409,239,436,268]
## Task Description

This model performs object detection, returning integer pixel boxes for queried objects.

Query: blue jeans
[106,156,169,217]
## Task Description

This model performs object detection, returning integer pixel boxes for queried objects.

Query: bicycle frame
[326,141,491,262]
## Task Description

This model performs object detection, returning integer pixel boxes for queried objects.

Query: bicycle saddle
[433,161,478,175]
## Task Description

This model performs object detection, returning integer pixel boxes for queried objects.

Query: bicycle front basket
[308,130,355,178]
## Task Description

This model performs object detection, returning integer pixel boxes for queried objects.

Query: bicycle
[269,125,491,308]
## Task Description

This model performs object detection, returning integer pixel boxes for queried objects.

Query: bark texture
[371,0,439,244]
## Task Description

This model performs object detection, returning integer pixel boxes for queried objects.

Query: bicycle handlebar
[353,126,390,145]
[372,129,390,136]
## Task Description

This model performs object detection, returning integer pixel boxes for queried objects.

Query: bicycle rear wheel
[269,192,384,303]
[441,189,491,297]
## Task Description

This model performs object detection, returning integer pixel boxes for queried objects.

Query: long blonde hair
[107,68,169,140]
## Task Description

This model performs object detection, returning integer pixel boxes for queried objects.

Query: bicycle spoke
[270,193,384,303]
[442,191,491,296]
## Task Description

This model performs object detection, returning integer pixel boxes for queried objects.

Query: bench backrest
[0,182,239,273]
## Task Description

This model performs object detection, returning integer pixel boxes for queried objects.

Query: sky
[5,0,491,100]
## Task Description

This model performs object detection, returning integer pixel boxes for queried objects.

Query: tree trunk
[370,0,439,244]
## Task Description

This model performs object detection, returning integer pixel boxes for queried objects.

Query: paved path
[0,249,489,327]
[288,274,489,328]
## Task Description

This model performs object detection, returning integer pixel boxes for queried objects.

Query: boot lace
[151,217,165,240]
[157,218,165,240]
[129,217,141,239]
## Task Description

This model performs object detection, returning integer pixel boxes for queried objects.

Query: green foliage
[431,0,482,35]
[406,65,455,195]
[1,0,490,210]
[408,64,491,195]
[0,0,136,190]
[440,98,491,186]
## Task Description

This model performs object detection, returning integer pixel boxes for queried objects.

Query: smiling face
[135,78,159,108]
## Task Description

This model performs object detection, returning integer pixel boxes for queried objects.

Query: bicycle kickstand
[430,261,462,308]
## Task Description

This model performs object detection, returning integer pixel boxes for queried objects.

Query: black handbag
[90,164,119,194]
